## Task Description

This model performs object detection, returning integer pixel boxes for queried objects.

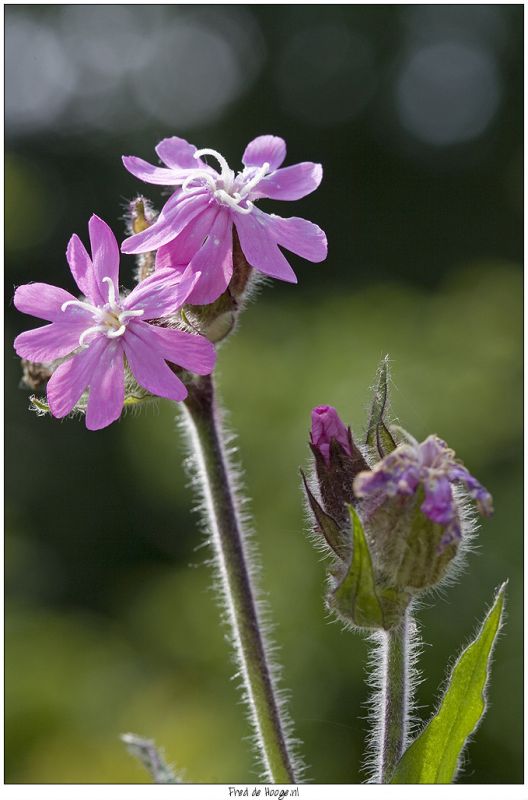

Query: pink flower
[121,135,327,304]
[14,215,216,431]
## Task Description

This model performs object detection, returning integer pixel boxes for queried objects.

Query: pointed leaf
[121,733,180,784]
[301,471,351,560]
[365,355,396,457]
[391,582,507,784]
[332,505,384,628]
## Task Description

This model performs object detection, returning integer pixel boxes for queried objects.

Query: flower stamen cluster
[180,148,271,216]
[62,276,145,346]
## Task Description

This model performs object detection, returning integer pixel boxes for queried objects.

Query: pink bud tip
[310,405,351,464]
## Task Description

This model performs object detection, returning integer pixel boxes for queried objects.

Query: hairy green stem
[183,375,297,783]
[379,614,409,783]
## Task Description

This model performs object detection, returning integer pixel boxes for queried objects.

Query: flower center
[180,148,270,216]
[61,276,144,347]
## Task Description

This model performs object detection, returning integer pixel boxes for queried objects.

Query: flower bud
[127,197,157,282]
[354,433,493,594]
[308,405,369,529]
[311,405,350,463]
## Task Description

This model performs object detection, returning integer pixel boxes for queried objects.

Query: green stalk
[378,613,410,783]
[183,375,297,783]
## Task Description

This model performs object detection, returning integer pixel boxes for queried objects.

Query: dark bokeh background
[5,4,523,784]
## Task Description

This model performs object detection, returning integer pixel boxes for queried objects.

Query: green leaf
[391,582,507,784]
[332,506,384,628]
[365,355,397,457]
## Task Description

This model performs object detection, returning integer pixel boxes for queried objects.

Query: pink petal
[121,192,211,255]
[156,205,219,269]
[66,234,105,304]
[14,283,79,322]
[14,320,90,362]
[242,135,286,172]
[258,211,328,262]
[88,215,120,297]
[256,162,322,201]
[47,337,109,419]
[185,211,233,305]
[122,155,185,185]
[85,341,125,430]
[123,267,199,319]
[234,213,297,283]
[157,187,205,222]
[155,136,212,173]
[123,328,188,402]
[130,322,216,375]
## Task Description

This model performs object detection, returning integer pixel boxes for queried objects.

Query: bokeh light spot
[396,41,501,146]
[6,15,77,133]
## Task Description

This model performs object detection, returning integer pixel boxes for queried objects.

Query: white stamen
[182,171,217,194]
[238,162,270,198]
[79,325,107,346]
[61,299,99,314]
[102,276,118,308]
[194,148,232,180]
[119,309,144,322]
[107,324,127,338]
[181,147,259,214]
[214,189,253,215]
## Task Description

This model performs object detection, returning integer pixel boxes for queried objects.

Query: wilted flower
[121,135,327,304]
[14,215,216,430]
[354,433,493,549]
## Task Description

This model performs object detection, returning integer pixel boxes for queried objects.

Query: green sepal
[396,488,458,590]
[391,582,507,784]
[184,291,237,343]
[29,389,155,418]
[301,471,351,560]
[331,505,384,629]
[365,355,397,459]
[365,488,458,593]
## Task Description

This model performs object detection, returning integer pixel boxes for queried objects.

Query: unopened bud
[127,197,158,282]
[307,405,369,529]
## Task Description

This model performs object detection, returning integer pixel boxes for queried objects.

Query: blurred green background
[5,4,523,785]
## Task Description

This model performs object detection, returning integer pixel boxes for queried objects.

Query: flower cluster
[304,384,494,630]
[14,135,327,429]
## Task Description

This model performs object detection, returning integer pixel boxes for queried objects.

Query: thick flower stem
[378,614,410,784]
[183,374,297,784]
